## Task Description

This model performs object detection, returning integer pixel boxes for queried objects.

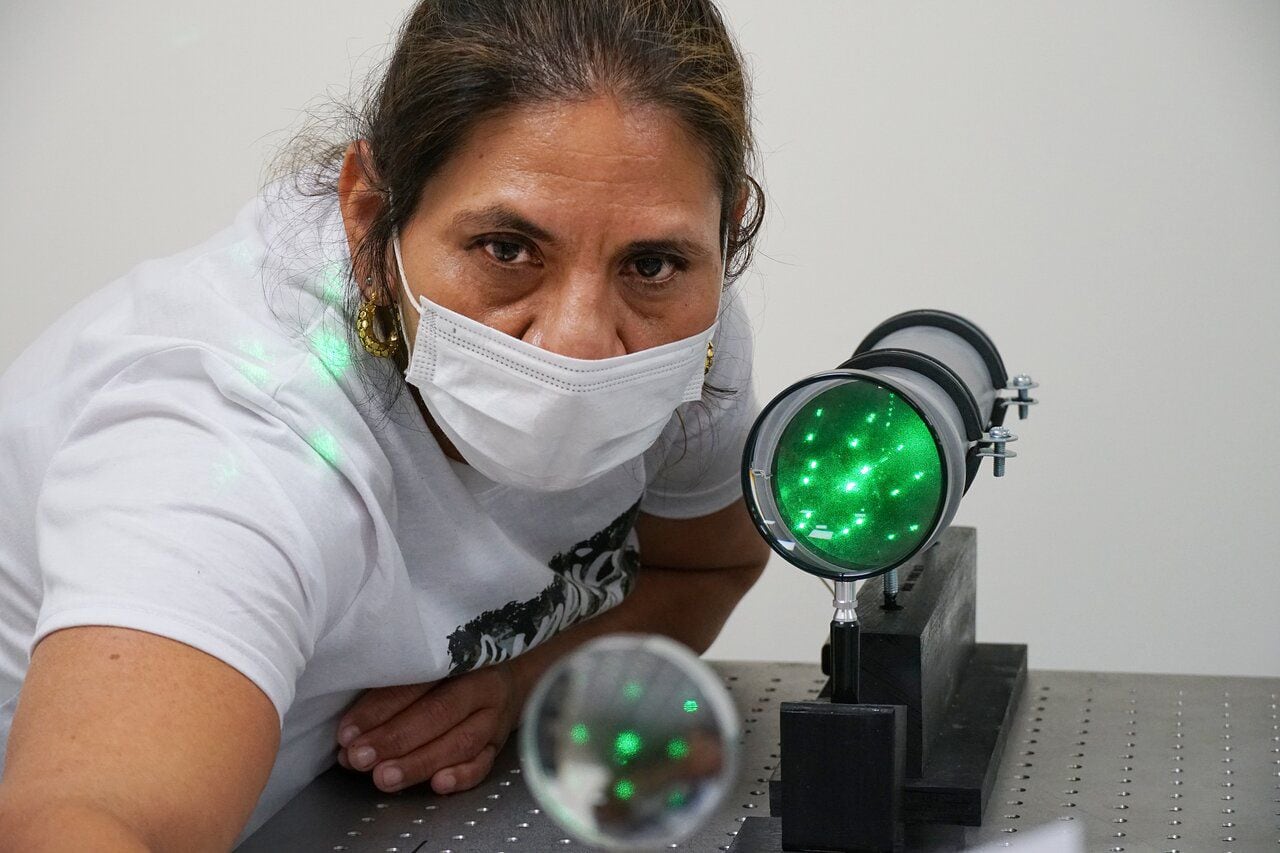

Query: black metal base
[767,644,1026,834]
[739,528,1027,851]
[778,701,906,852]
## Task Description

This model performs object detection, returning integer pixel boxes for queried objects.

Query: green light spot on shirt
[570,723,589,744]
[683,699,699,714]
[308,429,341,467]
[236,361,272,388]
[613,779,635,801]
[666,738,690,760]
[310,328,352,381]
[623,681,643,701]
[213,457,239,487]
[613,730,643,762]
[321,261,348,307]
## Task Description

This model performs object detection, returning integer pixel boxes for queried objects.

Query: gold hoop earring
[356,277,402,358]
[704,340,716,375]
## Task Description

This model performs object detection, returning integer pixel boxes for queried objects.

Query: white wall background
[2,2,1277,677]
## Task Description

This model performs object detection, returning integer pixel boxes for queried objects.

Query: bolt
[1011,374,1036,420]
[882,568,902,611]
[989,426,1012,476]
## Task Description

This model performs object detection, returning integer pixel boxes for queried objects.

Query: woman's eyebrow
[452,205,558,244]
[451,205,712,258]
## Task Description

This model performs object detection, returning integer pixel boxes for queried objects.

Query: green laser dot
[815,408,823,416]
[808,460,818,470]
[614,779,635,801]
[844,482,857,492]
[860,465,872,475]
[667,790,687,809]
[683,699,699,714]
[914,472,924,480]
[309,328,353,381]
[805,433,815,442]
[887,533,898,540]
[802,477,811,485]
[890,489,901,496]
[666,738,689,760]
[307,429,341,467]
[897,444,906,451]
[855,517,866,526]
[866,413,877,423]
[623,681,643,701]
[848,438,860,448]
[613,730,643,760]
[909,524,920,532]
[570,723,589,744]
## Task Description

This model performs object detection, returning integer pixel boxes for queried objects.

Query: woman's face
[379,97,724,358]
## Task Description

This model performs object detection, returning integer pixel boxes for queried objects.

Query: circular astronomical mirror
[743,371,948,579]
[518,634,740,850]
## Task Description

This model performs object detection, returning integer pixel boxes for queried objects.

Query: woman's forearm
[508,559,765,705]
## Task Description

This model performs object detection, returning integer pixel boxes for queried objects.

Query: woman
[0,0,768,848]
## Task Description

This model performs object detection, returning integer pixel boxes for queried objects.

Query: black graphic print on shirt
[445,500,642,675]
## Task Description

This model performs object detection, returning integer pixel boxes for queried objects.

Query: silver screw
[989,426,1013,476]
[1011,374,1037,420]
[882,567,902,610]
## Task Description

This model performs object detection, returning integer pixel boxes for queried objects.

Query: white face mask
[393,233,722,492]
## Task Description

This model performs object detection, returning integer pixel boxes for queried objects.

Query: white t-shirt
[0,179,757,841]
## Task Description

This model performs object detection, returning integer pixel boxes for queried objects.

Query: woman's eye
[482,239,530,264]
[629,255,684,282]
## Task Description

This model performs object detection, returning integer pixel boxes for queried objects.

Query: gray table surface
[239,662,1280,853]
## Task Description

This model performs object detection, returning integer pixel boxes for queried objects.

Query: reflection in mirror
[519,634,740,850]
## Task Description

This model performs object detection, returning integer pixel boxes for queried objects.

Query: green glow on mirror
[310,328,352,382]
[570,723,589,745]
[613,779,636,801]
[613,730,643,763]
[683,699,699,714]
[307,428,342,467]
[770,379,944,572]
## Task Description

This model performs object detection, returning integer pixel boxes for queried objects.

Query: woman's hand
[335,663,522,795]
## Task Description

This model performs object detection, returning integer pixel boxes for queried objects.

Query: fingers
[345,679,485,771]
[431,744,498,795]
[370,708,504,793]
[338,682,435,748]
